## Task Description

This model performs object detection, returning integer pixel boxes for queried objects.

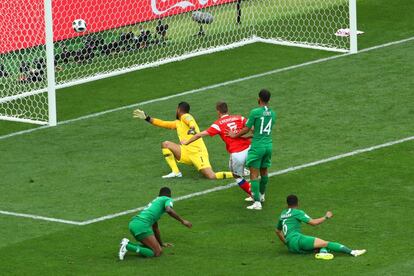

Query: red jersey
[206,114,251,153]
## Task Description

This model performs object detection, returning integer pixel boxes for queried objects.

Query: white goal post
[0,0,358,126]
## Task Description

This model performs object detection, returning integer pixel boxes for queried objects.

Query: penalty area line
[1,135,412,225]
[1,35,414,142]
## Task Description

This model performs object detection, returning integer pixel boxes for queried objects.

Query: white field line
[1,36,414,142]
[0,210,82,225]
[1,135,412,225]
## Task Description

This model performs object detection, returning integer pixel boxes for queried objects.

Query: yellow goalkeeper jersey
[152,113,208,153]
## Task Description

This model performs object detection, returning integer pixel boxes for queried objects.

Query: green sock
[327,242,352,254]
[259,175,268,194]
[126,243,138,252]
[251,179,260,201]
[127,242,155,257]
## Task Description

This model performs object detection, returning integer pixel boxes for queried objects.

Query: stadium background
[0,0,235,54]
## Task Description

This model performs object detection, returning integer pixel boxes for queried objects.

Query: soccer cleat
[315,252,334,260]
[245,196,254,202]
[247,201,262,210]
[119,238,129,261]
[162,172,183,179]
[351,249,367,257]
[245,194,265,203]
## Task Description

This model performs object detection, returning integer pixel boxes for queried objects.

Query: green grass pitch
[0,0,413,275]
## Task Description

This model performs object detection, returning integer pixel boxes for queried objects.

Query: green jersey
[133,196,174,225]
[276,208,311,242]
[246,106,276,148]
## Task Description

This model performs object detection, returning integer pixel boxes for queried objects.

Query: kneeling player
[275,195,366,260]
[181,101,252,197]
[119,187,192,259]
[133,102,232,180]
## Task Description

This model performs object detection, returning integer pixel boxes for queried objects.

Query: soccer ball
[72,19,87,33]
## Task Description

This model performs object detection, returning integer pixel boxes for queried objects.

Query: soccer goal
[0,0,357,126]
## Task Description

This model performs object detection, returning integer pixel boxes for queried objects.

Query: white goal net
[0,0,357,125]
[0,1,50,125]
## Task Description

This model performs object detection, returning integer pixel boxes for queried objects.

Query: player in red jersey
[181,102,252,196]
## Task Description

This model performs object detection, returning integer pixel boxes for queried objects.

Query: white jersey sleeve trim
[211,123,221,132]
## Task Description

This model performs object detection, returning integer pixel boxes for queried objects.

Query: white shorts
[229,147,250,177]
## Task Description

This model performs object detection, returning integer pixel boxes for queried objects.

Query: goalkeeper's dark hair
[178,102,190,113]
[287,194,298,206]
[159,187,172,197]
[259,89,271,103]
[216,101,228,114]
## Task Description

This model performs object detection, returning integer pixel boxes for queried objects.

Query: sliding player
[133,102,233,179]
[275,195,366,260]
[119,187,192,259]
[181,102,252,197]
[228,89,276,210]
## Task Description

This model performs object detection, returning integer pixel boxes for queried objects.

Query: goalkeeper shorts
[179,146,211,171]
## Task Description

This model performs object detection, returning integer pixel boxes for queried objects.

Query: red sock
[238,179,252,196]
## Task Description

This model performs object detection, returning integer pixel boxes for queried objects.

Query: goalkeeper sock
[251,179,260,201]
[259,175,269,194]
[327,242,352,254]
[236,178,251,196]
[215,172,233,179]
[126,242,155,257]
[162,148,180,173]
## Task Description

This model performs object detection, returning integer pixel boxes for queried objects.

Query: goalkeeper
[133,102,233,179]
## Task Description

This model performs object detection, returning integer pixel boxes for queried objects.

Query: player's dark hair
[287,194,298,206]
[259,89,271,103]
[159,187,172,197]
[216,101,228,114]
[178,102,190,113]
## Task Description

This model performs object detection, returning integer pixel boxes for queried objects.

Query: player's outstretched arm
[241,128,254,139]
[308,211,333,226]
[133,108,176,129]
[275,229,286,244]
[227,110,254,138]
[152,222,173,248]
[152,222,164,246]
[165,206,192,228]
[226,126,251,138]
[181,130,209,145]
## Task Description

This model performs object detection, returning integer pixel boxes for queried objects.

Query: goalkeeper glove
[133,109,151,122]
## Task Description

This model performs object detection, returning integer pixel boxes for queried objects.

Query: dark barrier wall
[0,0,236,54]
